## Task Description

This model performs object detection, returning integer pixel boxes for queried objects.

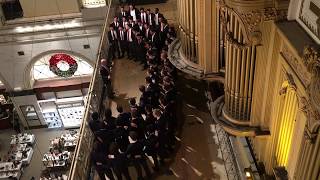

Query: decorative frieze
[299,97,320,142]
[280,45,311,87]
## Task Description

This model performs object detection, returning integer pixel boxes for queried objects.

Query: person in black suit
[121,16,128,29]
[116,106,131,130]
[119,6,128,19]
[146,9,155,26]
[92,142,115,180]
[152,109,167,163]
[154,8,163,27]
[125,24,135,59]
[139,8,147,24]
[150,28,161,50]
[137,20,145,35]
[129,4,139,22]
[144,24,151,41]
[160,19,169,46]
[134,33,146,63]
[125,131,152,180]
[111,16,120,30]
[102,108,116,131]
[159,96,176,148]
[100,59,114,98]
[139,85,151,110]
[144,124,161,171]
[118,26,127,58]
[89,112,101,133]
[108,25,120,60]
[108,143,131,180]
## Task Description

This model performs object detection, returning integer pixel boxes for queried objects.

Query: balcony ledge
[208,96,270,137]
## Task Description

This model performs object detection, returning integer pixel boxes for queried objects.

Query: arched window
[32,53,93,80]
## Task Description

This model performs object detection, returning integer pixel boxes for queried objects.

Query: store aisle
[0,128,77,180]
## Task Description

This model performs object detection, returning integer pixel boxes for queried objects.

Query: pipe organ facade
[174,0,320,179]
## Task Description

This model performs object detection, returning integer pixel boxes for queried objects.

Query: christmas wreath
[49,54,78,77]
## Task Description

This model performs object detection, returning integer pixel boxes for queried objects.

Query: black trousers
[114,166,131,180]
[131,158,151,179]
[127,42,134,59]
[119,41,127,57]
[108,42,120,60]
[102,79,113,98]
[96,167,115,180]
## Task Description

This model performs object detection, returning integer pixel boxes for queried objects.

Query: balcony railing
[67,0,114,179]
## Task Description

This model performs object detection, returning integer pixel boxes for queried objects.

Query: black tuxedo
[144,28,151,41]
[119,10,128,20]
[154,13,163,26]
[134,38,146,62]
[125,141,151,179]
[108,30,120,59]
[100,65,110,85]
[151,33,161,49]
[111,21,120,29]
[129,9,140,22]
[140,12,148,24]
[126,28,135,59]
[146,13,155,26]
[118,30,127,57]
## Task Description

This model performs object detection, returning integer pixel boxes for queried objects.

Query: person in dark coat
[108,142,131,180]
[152,109,167,162]
[102,108,116,131]
[146,9,155,26]
[119,6,128,19]
[92,142,114,180]
[118,26,127,58]
[139,85,151,110]
[125,131,152,180]
[89,112,101,133]
[144,124,160,171]
[100,59,114,98]
[116,106,131,130]
[108,25,120,60]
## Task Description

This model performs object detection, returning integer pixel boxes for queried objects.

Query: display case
[38,100,63,129]
[20,105,39,121]
[56,97,85,129]
[42,111,62,129]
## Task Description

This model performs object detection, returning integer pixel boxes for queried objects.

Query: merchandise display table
[0,162,22,179]
[13,148,34,165]
[49,130,79,150]
[42,151,71,168]
[61,132,78,148]
[10,134,35,145]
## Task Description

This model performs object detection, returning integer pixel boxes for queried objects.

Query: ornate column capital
[303,46,320,114]
[299,97,320,143]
